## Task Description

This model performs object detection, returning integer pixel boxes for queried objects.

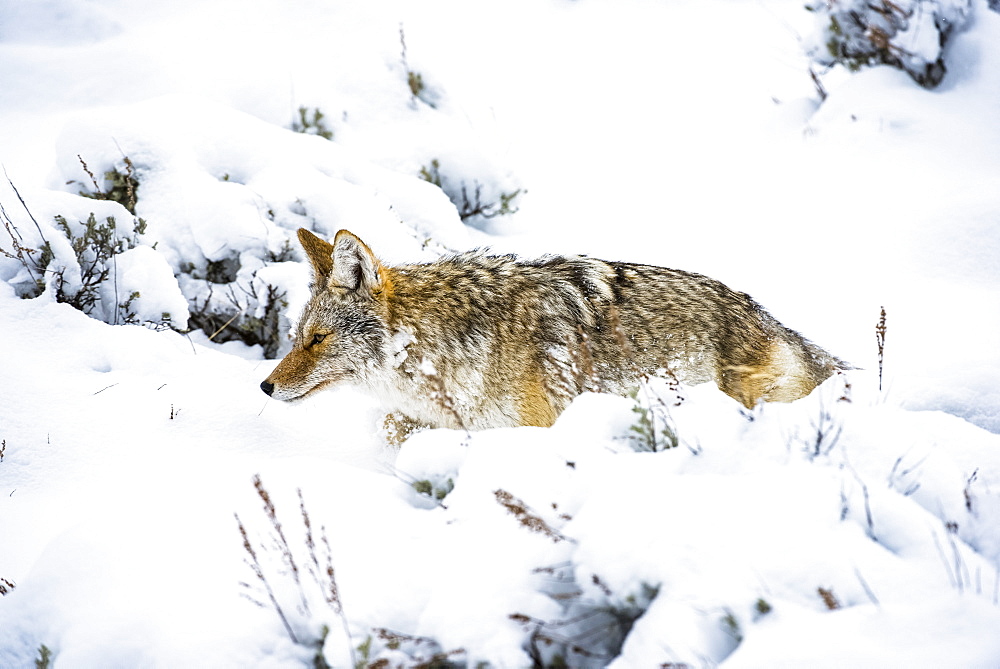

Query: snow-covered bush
[512,566,661,667]
[33,96,480,358]
[419,158,522,231]
[1,153,187,328]
[181,243,298,359]
[46,213,145,316]
[805,0,972,87]
[0,198,185,328]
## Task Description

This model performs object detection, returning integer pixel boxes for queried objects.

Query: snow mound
[1,0,999,666]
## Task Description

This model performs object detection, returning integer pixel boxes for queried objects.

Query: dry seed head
[818,586,841,610]
[494,489,568,543]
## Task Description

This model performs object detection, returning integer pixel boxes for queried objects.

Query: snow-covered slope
[1,0,999,666]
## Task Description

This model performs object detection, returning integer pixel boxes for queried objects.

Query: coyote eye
[310,333,327,346]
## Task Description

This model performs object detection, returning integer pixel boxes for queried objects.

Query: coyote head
[260,228,390,401]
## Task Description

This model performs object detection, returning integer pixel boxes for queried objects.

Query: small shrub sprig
[291,107,334,140]
[721,609,743,643]
[35,644,53,669]
[456,182,522,222]
[755,598,773,617]
[369,628,466,667]
[419,158,522,225]
[418,159,443,188]
[72,154,139,215]
[399,24,435,108]
[411,476,454,502]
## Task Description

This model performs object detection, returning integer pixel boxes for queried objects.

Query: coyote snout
[262,228,847,430]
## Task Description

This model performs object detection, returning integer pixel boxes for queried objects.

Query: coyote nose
[260,380,274,396]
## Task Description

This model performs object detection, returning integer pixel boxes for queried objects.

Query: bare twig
[930,526,959,591]
[1,176,46,289]
[208,310,243,340]
[854,568,880,606]
[964,469,979,514]
[252,475,309,615]
[875,307,887,392]
[887,452,925,496]
[299,489,355,668]
[4,167,48,244]
[809,67,828,102]
[77,155,102,193]
[235,512,299,643]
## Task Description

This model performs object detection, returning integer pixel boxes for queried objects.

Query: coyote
[261,228,846,430]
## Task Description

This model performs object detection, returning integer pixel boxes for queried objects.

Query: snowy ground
[1,0,999,667]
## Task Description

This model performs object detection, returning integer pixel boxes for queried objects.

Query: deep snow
[1,0,999,667]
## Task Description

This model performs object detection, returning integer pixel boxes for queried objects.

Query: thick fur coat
[261,228,845,429]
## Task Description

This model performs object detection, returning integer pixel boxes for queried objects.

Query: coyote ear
[297,228,335,283]
[330,229,382,293]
